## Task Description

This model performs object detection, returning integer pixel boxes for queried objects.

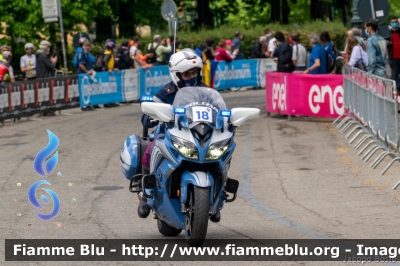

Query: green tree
[0,0,112,67]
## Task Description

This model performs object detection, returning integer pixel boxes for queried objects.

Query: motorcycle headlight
[171,135,198,160]
[206,139,230,160]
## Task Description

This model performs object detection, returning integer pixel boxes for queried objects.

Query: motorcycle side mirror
[141,102,174,122]
[230,108,260,127]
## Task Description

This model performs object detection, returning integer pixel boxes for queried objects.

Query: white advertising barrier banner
[258,58,277,88]
[123,69,140,102]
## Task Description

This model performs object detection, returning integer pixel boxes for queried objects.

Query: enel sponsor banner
[266,72,344,118]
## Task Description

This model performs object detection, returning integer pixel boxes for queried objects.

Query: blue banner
[213,59,259,90]
[78,70,124,106]
[139,66,171,98]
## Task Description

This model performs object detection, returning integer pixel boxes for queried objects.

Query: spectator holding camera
[36,40,57,78]
[147,35,171,65]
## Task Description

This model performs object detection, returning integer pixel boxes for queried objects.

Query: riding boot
[137,197,150,218]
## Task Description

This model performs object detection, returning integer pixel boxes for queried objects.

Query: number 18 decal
[192,106,212,123]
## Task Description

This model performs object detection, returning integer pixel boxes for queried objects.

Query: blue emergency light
[220,110,232,117]
[140,96,153,102]
[174,107,186,114]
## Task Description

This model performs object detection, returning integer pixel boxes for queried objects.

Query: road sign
[358,0,390,24]
[41,0,58,19]
[161,0,177,21]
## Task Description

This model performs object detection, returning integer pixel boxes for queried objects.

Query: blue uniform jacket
[141,81,208,128]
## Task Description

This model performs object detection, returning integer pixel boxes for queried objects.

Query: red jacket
[214,47,233,62]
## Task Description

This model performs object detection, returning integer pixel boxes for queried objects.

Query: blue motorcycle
[120,87,259,246]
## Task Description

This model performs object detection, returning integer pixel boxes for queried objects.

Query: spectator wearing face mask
[0,45,10,60]
[387,16,400,93]
[0,51,15,83]
[365,18,387,78]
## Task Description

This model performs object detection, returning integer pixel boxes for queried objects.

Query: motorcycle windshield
[173,87,227,128]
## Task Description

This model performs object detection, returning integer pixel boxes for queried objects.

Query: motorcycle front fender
[181,171,214,204]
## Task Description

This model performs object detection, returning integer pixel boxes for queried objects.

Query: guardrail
[333,66,400,181]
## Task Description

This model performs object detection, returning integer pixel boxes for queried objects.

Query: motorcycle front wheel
[185,186,209,247]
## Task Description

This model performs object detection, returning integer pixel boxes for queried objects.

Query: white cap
[40,40,51,46]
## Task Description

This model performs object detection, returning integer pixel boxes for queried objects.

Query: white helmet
[24,43,34,49]
[169,49,203,88]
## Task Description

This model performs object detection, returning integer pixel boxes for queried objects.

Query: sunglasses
[181,69,198,79]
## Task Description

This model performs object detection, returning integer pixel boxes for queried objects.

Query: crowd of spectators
[1,17,400,107]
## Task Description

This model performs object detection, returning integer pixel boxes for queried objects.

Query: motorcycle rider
[138,49,222,223]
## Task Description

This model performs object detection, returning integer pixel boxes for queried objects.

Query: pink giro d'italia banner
[266,72,344,118]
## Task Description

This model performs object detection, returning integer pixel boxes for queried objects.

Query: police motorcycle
[120,86,259,246]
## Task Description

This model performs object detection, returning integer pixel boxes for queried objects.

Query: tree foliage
[0,0,112,45]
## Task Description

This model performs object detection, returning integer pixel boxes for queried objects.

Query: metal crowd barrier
[333,66,400,184]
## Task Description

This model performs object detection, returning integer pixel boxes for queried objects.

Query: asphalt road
[2,89,400,266]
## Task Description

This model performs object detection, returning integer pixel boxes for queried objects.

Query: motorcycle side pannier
[120,135,150,180]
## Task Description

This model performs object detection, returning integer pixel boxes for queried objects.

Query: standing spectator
[0,51,15,83]
[365,18,387,78]
[345,28,365,50]
[387,16,400,93]
[303,34,327,74]
[175,40,182,53]
[232,31,244,59]
[129,36,152,69]
[264,28,273,44]
[36,40,57,78]
[267,33,276,58]
[272,31,294,73]
[115,40,133,70]
[250,36,268,59]
[73,37,95,71]
[0,45,10,60]
[78,41,94,74]
[205,38,215,60]
[214,39,237,62]
[147,35,171,65]
[78,41,98,111]
[165,35,178,63]
[195,43,207,62]
[291,33,307,71]
[320,31,336,60]
[345,36,368,70]
[20,43,36,80]
[102,41,117,72]
[102,41,119,107]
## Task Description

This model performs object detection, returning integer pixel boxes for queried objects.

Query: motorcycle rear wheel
[157,219,182,236]
[185,186,209,247]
